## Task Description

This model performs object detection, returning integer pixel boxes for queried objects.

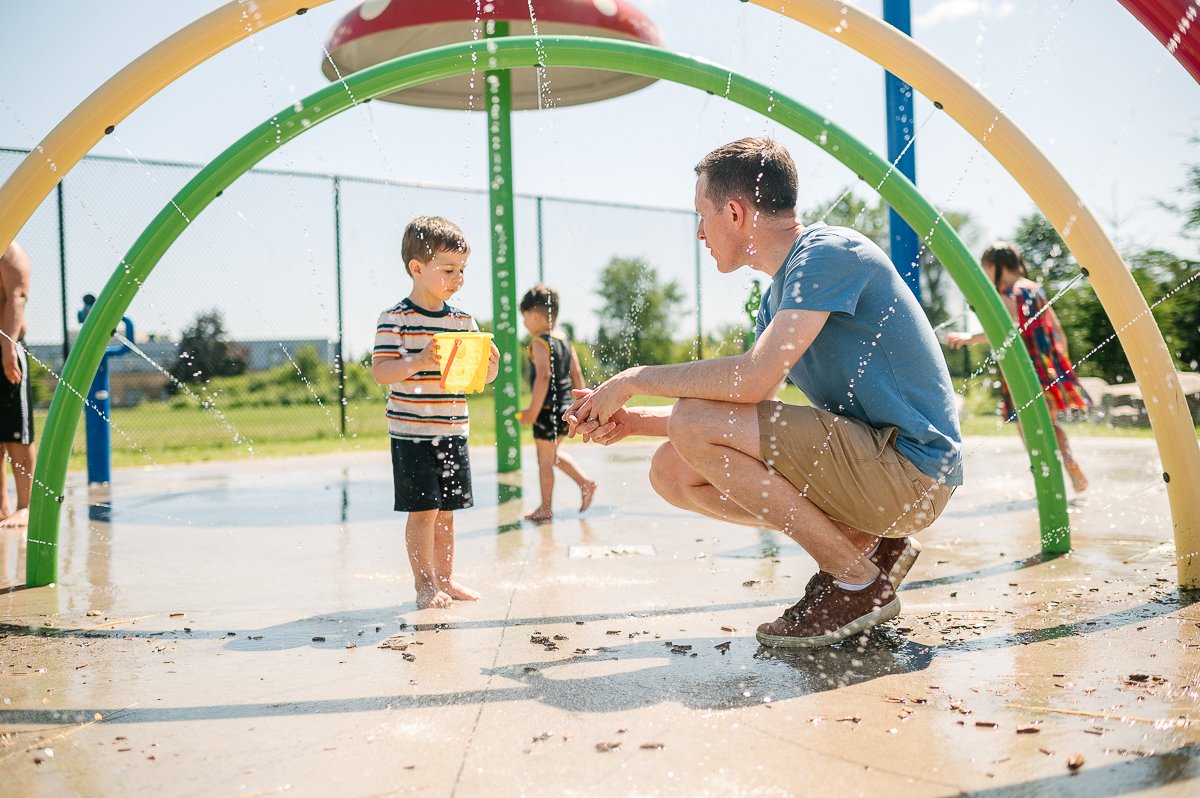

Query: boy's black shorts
[391,437,474,512]
[532,406,568,441]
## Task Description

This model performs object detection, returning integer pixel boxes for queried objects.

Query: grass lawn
[35,384,1189,471]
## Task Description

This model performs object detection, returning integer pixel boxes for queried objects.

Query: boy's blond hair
[401,216,470,275]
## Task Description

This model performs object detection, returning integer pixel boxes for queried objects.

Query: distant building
[26,338,335,407]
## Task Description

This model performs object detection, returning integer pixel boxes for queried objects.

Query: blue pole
[85,357,112,484]
[78,294,134,485]
[883,0,921,302]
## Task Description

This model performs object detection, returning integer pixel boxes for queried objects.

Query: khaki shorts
[757,401,953,538]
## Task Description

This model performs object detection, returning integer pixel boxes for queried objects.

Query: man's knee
[649,442,684,502]
[668,397,725,446]
[669,397,704,428]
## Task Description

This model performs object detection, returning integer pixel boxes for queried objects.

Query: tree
[169,310,247,386]
[1011,213,1080,293]
[812,190,888,247]
[1129,247,1200,373]
[1158,136,1200,238]
[1010,212,1199,382]
[593,257,684,376]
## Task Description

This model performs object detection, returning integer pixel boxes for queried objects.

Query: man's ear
[727,197,748,228]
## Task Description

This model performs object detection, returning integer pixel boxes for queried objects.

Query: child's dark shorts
[532,406,569,441]
[391,436,474,512]
[0,343,34,444]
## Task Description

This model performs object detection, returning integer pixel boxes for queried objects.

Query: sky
[0,0,1197,356]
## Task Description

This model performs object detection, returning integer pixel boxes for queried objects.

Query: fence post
[57,181,69,363]
[536,195,544,283]
[333,176,346,437]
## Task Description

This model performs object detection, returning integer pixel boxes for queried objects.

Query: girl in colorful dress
[947,242,1091,493]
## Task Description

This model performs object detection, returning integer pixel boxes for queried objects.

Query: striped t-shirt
[373,298,478,440]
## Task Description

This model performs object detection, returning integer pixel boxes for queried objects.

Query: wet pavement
[2,435,1198,796]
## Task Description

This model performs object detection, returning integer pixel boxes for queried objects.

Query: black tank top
[529,332,574,411]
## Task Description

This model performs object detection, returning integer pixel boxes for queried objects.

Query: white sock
[835,572,878,592]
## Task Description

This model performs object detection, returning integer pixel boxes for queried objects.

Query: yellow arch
[752,0,1200,587]
[0,0,331,257]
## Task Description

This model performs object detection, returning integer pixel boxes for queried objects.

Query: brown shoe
[870,537,921,589]
[756,571,899,649]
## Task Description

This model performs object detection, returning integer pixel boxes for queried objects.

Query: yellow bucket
[432,331,493,394]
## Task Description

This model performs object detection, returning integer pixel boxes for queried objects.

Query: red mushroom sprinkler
[322,1,662,476]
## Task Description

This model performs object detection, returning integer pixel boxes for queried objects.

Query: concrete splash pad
[2,436,1198,796]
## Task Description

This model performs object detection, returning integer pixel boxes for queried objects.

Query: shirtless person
[0,242,37,528]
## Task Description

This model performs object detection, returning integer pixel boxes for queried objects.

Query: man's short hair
[695,137,798,215]
[519,283,559,319]
[401,216,470,274]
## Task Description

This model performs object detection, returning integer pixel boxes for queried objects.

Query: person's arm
[566,308,829,429]
[371,337,439,385]
[520,341,550,425]
[485,342,500,384]
[568,343,586,390]
[0,243,31,385]
[565,389,671,444]
[944,331,988,349]
[946,290,1021,350]
[1046,305,1071,360]
[1001,291,1020,324]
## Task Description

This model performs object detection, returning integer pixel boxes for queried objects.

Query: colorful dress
[1000,283,1091,421]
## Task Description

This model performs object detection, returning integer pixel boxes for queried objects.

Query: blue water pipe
[883,0,921,301]
[77,294,134,485]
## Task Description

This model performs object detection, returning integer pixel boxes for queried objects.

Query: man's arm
[567,309,829,426]
[564,390,671,444]
[0,243,31,385]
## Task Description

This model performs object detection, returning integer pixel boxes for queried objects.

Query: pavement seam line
[449,542,534,797]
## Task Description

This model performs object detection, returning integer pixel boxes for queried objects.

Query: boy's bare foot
[415,586,454,609]
[443,581,480,601]
[579,481,597,513]
[524,506,553,522]
[1066,460,1088,493]
[0,508,28,528]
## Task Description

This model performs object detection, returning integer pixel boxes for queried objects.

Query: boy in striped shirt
[371,216,499,609]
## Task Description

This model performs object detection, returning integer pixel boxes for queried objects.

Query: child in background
[518,284,597,522]
[372,216,500,608]
[946,241,1091,492]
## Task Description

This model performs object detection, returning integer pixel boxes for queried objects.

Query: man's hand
[1,341,20,384]
[564,389,631,443]
[518,407,538,426]
[564,374,632,436]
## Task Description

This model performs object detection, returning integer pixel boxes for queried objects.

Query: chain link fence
[2,147,728,461]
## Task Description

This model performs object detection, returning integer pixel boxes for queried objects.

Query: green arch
[26,35,1068,586]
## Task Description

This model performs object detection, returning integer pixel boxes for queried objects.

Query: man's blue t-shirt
[756,224,963,485]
